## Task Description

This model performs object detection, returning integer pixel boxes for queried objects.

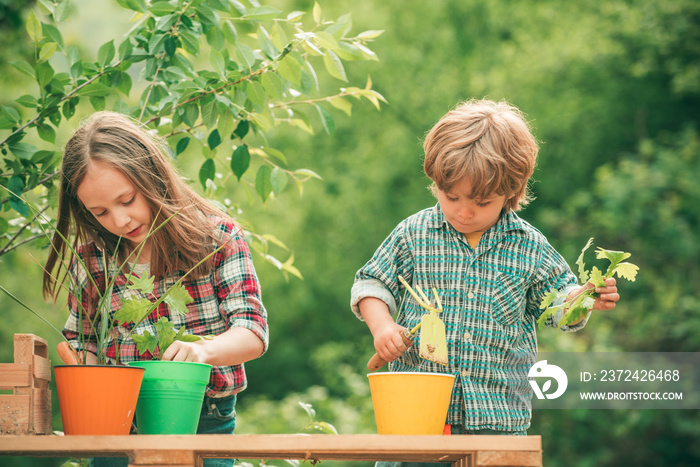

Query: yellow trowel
[367,276,448,371]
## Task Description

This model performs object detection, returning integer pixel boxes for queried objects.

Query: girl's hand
[161,327,265,366]
[162,339,210,363]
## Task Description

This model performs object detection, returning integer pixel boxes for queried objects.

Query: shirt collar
[428,203,527,235]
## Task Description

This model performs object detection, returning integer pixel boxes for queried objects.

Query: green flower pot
[127,361,212,434]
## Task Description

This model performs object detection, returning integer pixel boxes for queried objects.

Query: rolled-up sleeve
[528,239,589,332]
[350,222,414,319]
[215,228,269,353]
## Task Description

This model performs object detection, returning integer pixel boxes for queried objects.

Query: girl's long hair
[43,111,230,302]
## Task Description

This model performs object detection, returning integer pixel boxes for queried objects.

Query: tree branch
[0,205,50,257]
[0,62,122,147]
[144,42,296,126]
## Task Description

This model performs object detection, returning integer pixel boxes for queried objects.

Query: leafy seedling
[538,237,639,328]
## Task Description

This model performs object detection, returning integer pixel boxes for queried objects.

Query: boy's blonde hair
[423,98,538,212]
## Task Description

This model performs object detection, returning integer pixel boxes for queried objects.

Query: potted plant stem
[53,210,237,435]
[2,202,234,435]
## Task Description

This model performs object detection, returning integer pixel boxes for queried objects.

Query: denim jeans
[374,426,527,467]
[90,394,237,467]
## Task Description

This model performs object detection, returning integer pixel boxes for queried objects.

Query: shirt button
[461,370,469,378]
[467,292,475,299]
[464,332,471,341]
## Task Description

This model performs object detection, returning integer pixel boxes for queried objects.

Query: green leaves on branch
[0,0,385,276]
[538,238,639,329]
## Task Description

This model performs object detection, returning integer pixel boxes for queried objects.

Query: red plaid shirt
[63,217,269,397]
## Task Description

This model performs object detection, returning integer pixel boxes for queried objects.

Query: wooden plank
[33,336,49,359]
[475,451,542,467]
[0,395,30,435]
[14,334,40,365]
[33,355,52,383]
[32,388,52,435]
[129,449,195,466]
[0,434,542,464]
[128,465,196,467]
[0,363,29,389]
[452,457,473,467]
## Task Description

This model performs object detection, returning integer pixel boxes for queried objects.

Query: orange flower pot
[54,365,145,435]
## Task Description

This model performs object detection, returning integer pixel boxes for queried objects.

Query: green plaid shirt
[351,204,586,432]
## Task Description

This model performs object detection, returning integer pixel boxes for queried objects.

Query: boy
[351,99,619,438]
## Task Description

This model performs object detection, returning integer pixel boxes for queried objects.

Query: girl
[43,111,269,467]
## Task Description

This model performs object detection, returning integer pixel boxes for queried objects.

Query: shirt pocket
[489,272,527,327]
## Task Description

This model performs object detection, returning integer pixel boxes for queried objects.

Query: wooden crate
[0,334,52,435]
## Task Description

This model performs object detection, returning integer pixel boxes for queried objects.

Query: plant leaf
[176,137,190,155]
[298,402,315,419]
[270,166,288,194]
[322,49,347,82]
[115,297,153,324]
[26,10,42,42]
[613,262,639,282]
[256,165,273,202]
[163,283,194,315]
[11,60,35,78]
[539,290,563,310]
[127,274,154,294]
[97,40,116,67]
[155,317,176,354]
[595,247,630,264]
[576,237,594,283]
[177,333,205,343]
[589,266,606,287]
[277,56,302,85]
[37,123,56,143]
[207,128,221,151]
[133,330,158,355]
[199,158,216,188]
[315,104,335,135]
[231,144,250,180]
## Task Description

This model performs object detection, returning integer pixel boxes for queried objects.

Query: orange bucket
[54,365,145,435]
[368,372,455,434]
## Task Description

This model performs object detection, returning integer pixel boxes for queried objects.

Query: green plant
[0,196,230,364]
[0,0,385,280]
[538,237,640,328]
[62,215,238,364]
[124,274,214,360]
[297,401,338,434]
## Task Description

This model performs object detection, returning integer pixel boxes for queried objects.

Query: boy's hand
[566,278,619,325]
[358,296,413,363]
[373,322,413,363]
[589,277,620,310]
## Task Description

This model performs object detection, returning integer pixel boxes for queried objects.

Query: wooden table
[0,434,541,466]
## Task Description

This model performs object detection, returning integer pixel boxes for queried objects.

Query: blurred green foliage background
[1,0,699,466]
